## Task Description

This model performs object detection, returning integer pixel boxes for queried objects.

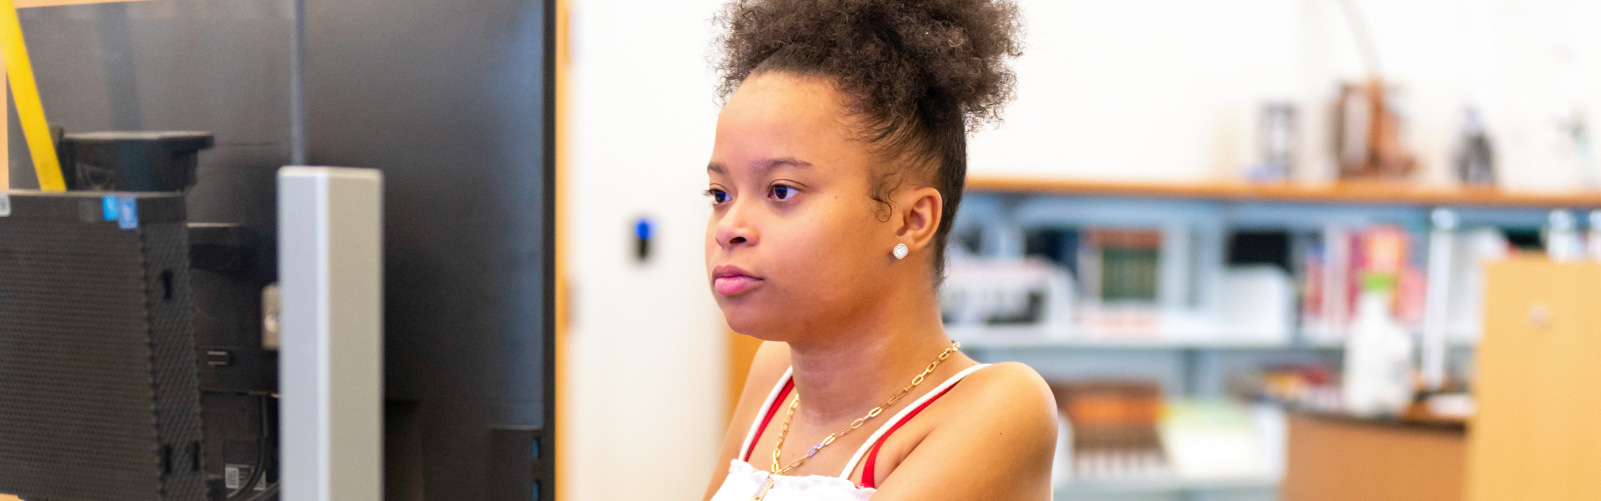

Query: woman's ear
[895,186,944,252]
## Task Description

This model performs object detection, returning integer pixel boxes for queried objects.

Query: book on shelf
[1050,380,1282,486]
[1051,379,1170,482]
[1075,228,1168,334]
[947,221,1512,345]
[1082,229,1163,303]
[1021,226,1165,308]
[1301,225,1427,341]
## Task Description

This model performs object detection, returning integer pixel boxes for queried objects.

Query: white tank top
[708,364,991,501]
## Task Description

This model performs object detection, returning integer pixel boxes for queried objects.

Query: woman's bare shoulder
[870,361,1057,499]
[924,360,1058,455]
[949,361,1057,425]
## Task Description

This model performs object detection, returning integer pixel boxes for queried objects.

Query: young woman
[701,1,1056,500]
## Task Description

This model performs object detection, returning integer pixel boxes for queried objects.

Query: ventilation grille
[0,194,206,501]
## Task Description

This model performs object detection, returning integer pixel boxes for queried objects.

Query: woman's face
[705,72,900,340]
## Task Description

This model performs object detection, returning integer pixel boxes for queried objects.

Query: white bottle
[1586,211,1601,262]
[1342,291,1415,416]
[1547,210,1583,262]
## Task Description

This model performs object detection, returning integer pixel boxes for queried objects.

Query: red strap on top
[858,382,961,489]
[742,378,795,462]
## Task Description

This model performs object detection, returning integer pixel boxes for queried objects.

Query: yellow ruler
[0,0,63,191]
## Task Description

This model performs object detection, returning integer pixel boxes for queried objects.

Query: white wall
[563,0,730,499]
[561,1,1601,499]
[970,0,1601,190]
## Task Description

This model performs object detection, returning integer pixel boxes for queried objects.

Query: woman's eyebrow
[707,158,813,174]
[760,158,813,170]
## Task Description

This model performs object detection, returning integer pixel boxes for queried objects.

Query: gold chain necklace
[750,341,961,501]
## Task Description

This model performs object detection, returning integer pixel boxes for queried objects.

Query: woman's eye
[706,189,730,204]
[769,184,797,200]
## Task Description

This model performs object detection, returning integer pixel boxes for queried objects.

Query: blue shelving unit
[948,178,1601,500]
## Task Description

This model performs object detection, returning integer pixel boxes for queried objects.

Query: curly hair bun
[714,0,1023,134]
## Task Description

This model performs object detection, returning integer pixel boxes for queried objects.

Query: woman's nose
[714,204,757,250]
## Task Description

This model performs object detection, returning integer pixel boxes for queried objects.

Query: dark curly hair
[713,0,1023,280]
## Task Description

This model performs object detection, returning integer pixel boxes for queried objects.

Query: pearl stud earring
[892,243,909,260]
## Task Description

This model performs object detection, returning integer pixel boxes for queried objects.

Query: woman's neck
[784,288,958,424]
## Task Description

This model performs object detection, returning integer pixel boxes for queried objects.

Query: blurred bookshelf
[945,176,1601,500]
[950,326,1478,351]
[1055,476,1280,500]
[967,176,1601,209]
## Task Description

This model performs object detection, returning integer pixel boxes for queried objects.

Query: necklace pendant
[751,474,775,501]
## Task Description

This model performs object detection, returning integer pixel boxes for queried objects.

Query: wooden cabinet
[1283,413,1466,501]
[1467,259,1601,500]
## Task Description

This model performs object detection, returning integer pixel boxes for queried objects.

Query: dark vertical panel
[303,0,554,498]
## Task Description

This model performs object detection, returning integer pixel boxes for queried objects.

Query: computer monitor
[13,0,559,497]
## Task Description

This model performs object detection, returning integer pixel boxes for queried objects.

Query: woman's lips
[714,275,761,296]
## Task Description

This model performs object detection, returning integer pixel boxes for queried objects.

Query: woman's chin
[719,310,762,337]
[718,307,787,342]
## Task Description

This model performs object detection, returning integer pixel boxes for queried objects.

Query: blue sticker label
[102,196,119,221]
[117,196,139,230]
